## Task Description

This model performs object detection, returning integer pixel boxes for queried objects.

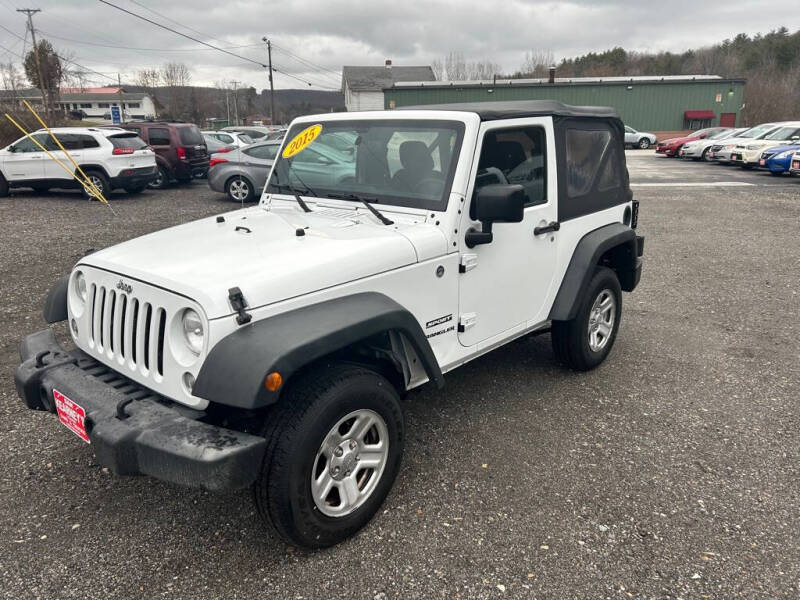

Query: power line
[271,43,342,78]
[97,0,267,68]
[37,29,262,53]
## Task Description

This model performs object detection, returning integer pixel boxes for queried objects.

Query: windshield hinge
[228,287,252,325]
[458,312,477,332]
[459,254,478,273]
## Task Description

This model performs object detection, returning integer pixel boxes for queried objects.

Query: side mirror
[7,144,16,153]
[465,184,525,248]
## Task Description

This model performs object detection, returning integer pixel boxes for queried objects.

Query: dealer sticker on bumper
[54,389,90,443]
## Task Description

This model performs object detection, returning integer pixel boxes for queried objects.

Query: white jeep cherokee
[16,101,643,548]
[0,126,157,197]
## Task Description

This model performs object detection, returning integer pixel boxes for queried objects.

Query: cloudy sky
[1,0,798,91]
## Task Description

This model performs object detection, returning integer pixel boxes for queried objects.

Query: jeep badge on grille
[116,280,132,294]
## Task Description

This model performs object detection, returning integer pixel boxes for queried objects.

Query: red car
[655,127,728,157]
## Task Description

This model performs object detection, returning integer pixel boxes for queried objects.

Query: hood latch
[228,287,252,325]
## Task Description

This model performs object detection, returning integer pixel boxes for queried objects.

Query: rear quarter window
[178,126,203,145]
[109,134,148,150]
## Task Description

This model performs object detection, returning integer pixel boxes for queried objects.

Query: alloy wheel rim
[149,171,163,188]
[229,180,249,200]
[587,289,615,352]
[311,409,389,518]
[639,138,649,148]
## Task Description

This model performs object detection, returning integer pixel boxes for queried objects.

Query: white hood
[80,204,447,319]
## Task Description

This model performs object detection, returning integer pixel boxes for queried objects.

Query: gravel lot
[1,157,799,599]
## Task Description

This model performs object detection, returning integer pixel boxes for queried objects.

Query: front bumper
[15,329,266,491]
[656,145,680,156]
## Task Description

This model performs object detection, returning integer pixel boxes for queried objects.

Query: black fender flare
[549,223,639,322]
[43,274,69,323]
[193,292,444,409]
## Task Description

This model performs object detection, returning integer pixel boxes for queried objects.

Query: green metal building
[384,75,746,132]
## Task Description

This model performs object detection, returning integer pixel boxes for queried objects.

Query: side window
[14,134,48,152]
[244,145,278,160]
[624,126,635,134]
[565,129,612,197]
[215,133,234,144]
[292,148,329,165]
[148,128,171,146]
[79,135,100,149]
[47,134,81,151]
[474,127,547,206]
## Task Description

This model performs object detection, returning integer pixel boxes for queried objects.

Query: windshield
[109,133,148,150]
[707,128,732,140]
[743,124,777,139]
[266,119,465,211]
[765,126,800,141]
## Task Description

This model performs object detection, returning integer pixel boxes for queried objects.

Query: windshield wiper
[329,193,394,226]
[270,183,312,213]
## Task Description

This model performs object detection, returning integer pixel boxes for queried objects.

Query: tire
[82,170,110,200]
[254,363,404,549]
[700,148,709,161]
[638,137,651,150]
[125,184,147,194]
[226,176,254,202]
[148,166,170,189]
[551,266,622,371]
[0,173,8,197]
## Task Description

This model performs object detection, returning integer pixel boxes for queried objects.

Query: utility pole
[117,73,126,123]
[17,8,49,120]
[225,87,230,127]
[262,37,275,126]
[230,80,240,126]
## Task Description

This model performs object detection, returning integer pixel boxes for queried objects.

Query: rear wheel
[82,170,109,200]
[0,174,8,197]
[254,364,404,549]
[148,166,170,189]
[226,177,254,202]
[551,266,622,371]
[638,137,651,149]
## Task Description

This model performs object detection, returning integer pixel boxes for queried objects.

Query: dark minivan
[120,122,209,188]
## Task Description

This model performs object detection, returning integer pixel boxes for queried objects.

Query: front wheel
[254,364,404,549]
[551,266,622,371]
[638,137,651,150]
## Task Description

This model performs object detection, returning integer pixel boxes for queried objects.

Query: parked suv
[16,100,643,549]
[119,122,209,189]
[0,126,156,197]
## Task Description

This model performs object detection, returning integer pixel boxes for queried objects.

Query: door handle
[534,221,560,235]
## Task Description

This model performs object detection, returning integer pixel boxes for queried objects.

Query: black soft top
[401,100,619,121]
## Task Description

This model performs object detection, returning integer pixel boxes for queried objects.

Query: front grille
[87,284,167,377]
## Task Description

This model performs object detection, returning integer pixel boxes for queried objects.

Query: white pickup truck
[16,100,643,548]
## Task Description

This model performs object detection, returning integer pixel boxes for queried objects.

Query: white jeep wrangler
[16,101,643,548]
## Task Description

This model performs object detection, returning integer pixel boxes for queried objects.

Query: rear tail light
[112,147,134,155]
[217,147,233,153]
[177,146,187,160]
[209,158,228,168]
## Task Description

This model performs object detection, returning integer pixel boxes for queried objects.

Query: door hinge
[459,253,478,273]
[458,312,477,332]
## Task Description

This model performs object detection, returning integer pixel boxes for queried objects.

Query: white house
[8,87,157,122]
[341,60,435,111]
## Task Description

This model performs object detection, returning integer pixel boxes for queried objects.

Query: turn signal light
[208,158,228,168]
[264,372,283,392]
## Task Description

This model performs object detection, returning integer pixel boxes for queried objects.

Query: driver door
[3,134,47,183]
[457,118,559,347]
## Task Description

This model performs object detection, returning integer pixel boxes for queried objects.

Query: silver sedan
[624,126,658,149]
[207,140,281,202]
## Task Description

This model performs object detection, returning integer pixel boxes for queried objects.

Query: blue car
[758,144,800,175]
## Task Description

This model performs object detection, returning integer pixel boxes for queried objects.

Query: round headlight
[74,271,87,303]
[181,309,204,355]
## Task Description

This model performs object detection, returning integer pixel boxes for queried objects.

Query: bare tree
[431,58,444,80]
[468,60,502,80]
[519,49,555,77]
[160,62,191,119]
[135,68,161,91]
[0,62,25,107]
[444,51,468,80]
